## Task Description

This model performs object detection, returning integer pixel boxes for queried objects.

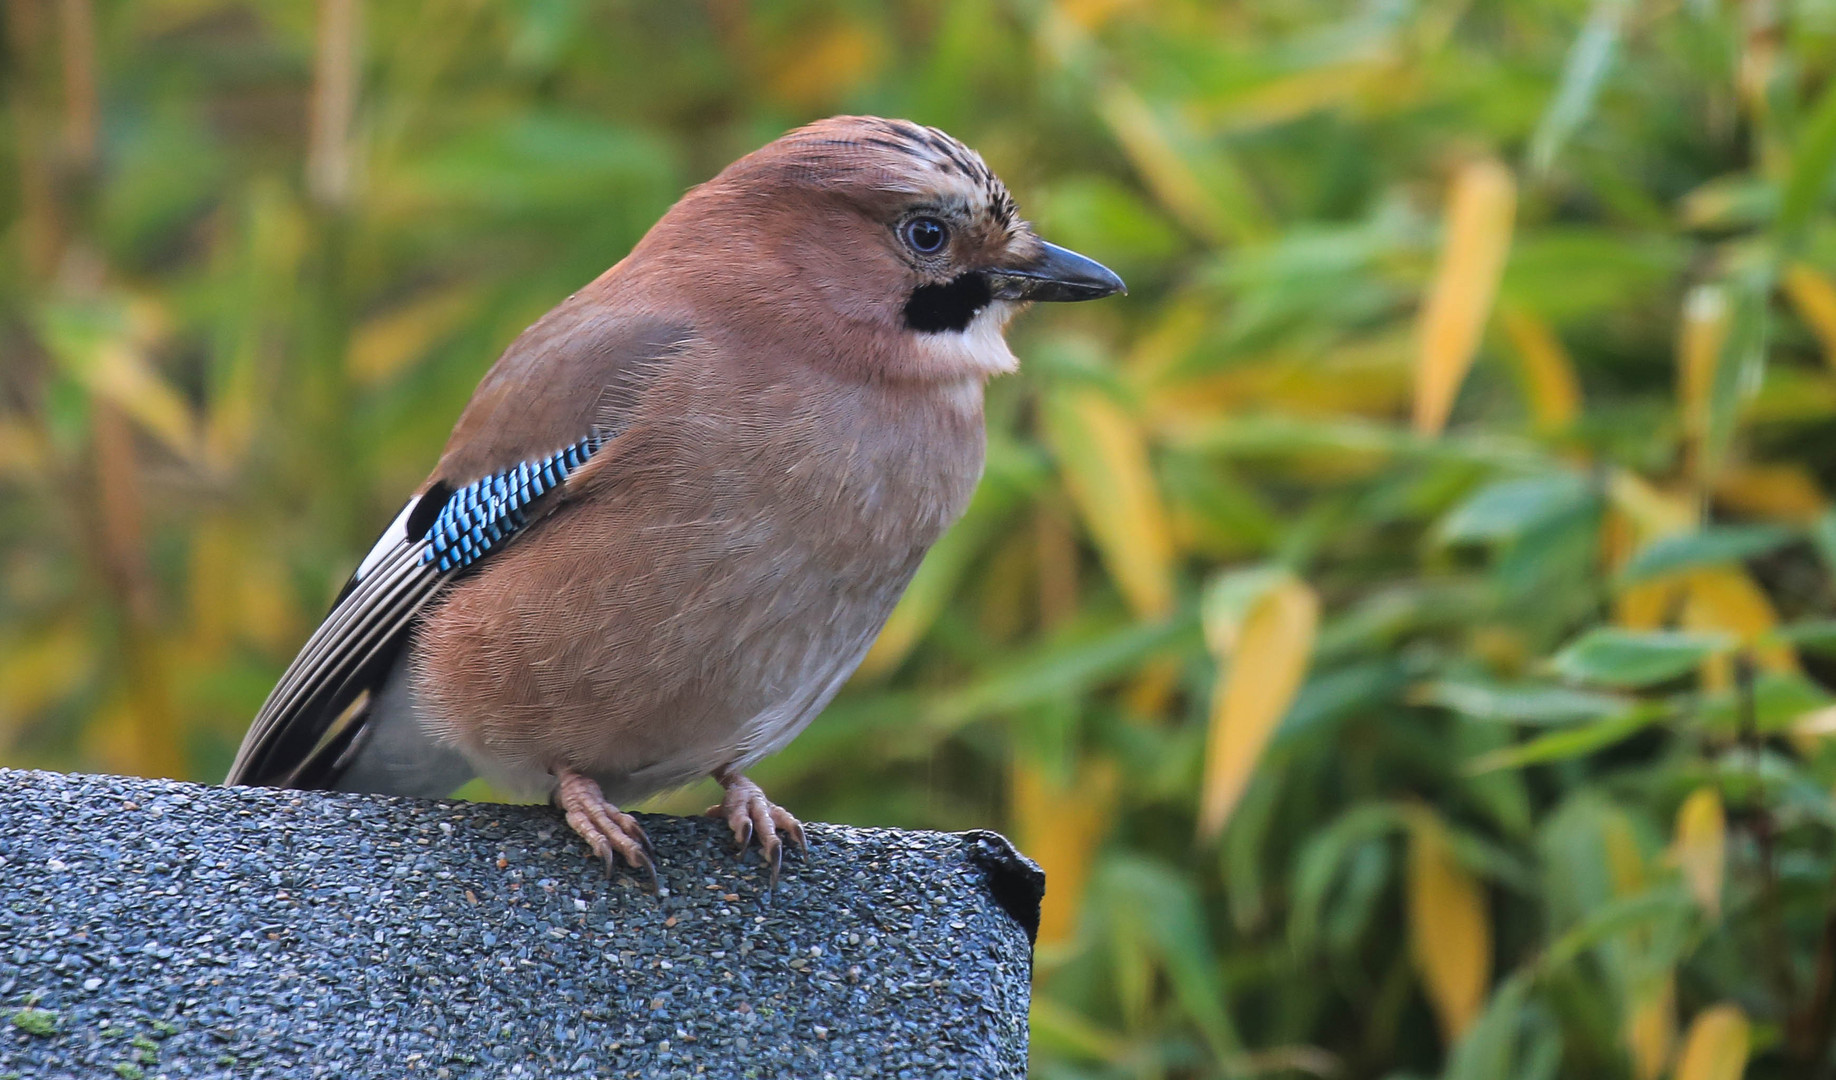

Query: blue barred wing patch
[420,434,607,572]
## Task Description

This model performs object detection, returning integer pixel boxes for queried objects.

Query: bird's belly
[412,514,927,805]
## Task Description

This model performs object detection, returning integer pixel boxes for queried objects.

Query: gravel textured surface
[0,768,1041,1079]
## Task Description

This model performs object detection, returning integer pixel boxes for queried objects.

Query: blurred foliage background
[12,0,1836,1076]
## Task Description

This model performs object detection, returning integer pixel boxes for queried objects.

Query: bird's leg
[706,768,807,886]
[553,767,659,892]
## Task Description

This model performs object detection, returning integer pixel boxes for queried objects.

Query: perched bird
[226,116,1124,887]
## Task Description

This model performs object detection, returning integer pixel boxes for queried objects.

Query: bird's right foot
[707,770,807,888]
[554,767,660,892]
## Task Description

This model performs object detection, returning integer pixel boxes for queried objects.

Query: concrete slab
[0,769,1041,1079]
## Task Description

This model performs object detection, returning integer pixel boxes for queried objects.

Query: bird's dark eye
[901,217,949,254]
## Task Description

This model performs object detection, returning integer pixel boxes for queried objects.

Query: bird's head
[660,116,1125,382]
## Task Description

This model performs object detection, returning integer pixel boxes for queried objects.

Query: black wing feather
[225,435,607,789]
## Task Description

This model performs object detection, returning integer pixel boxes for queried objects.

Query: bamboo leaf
[1783,264,1836,367]
[1415,159,1518,435]
[1466,705,1667,773]
[1409,810,1492,1045]
[1711,463,1826,523]
[347,284,482,385]
[1440,473,1593,544]
[1043,386,1177,619]
[1671,787,1725,920]
[1198,568,1319,839]
[1775,77,1836,252]
[1095,83,1265,246]
[1013,755,1116,952]
[1682,567,1798,677]
[1499,306,1581,429]
[1442,972,1557,1080]
[1624,975,1675,1080]
[1678,284,1729,468]
[1618,525,1797,584]
[1674,1005,1750,1080]
[1418,679,1628,726]
[1528,0,1632,175]
[1553,629,1731,688]
[927,612,1199,730]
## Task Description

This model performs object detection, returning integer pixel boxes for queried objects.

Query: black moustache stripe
[903,273,993,333]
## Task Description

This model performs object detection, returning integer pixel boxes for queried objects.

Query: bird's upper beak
[985,240,1126,303]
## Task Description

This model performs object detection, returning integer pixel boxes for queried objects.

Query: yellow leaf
[1615,578,1684,631]
[1012,756,1116,952]
[1096,84,1243,245]
[1123,657,1180,719]
[1712,462,1827,523]
[1784,263,1836,368]
[764,21,882,108]
[1499,306,1581,430]
[1043,387,1176,619]
[1124,297,1209,387]
[1607,471,1695,540]
[1407,811,1492,1044]
[1604,476,1694,630]
[1414,159,1517,435]
[1202,59,1395,131]
[1604,811,1647,898]
[1679,285,1730,474]
[1625,975,1676,1080]
[84,338,199,460]
[1198,573,1318,838]
[0,620,92,748]
[1675,1005,1750,1080]
[1673,787,1726,919]
[347,285,480,385]
[1682,567,1796,677]
[188,517,242,654]
[1058,0,1140,30]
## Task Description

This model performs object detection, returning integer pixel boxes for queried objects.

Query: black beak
[986,241,1127,303]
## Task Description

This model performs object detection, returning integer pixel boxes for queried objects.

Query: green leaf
[1421,679,1629,725]
[1772,618,1836,652]
[1706,272,1774,474]
[1552,629,1731,688]
[1467,705,1669,773]
[1099,857,1243,1061]
[1539,888,1695,973]
[1442,971,1534,1080]
[1812,507,1836,577]
[1439,473,1594,544]
[1618,524,1797,583]
[1776,77,1836,253]
[1695,671,1833,737]
[1289,804,1408,957]
[926,612,1200,729]
[1528,0,1632,176]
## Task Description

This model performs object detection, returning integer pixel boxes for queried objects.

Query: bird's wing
[225,300,691,789]
[225,435,609,787]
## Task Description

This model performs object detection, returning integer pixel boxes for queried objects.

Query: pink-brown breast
[409,338,987,803]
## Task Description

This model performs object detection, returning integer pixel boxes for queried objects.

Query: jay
[226,116,1124,888]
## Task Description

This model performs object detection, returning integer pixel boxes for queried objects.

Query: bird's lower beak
[985,241,1127,303]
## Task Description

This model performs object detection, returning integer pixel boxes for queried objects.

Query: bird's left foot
[707,771,806,887]
[554,767,661,893]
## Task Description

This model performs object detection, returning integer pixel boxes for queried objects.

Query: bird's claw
[556,767,663,893]
[706,774,806,888]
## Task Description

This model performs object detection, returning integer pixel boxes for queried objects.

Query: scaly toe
[556,768,661,892]
[710,773,807,888]
[770,805,808,855]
